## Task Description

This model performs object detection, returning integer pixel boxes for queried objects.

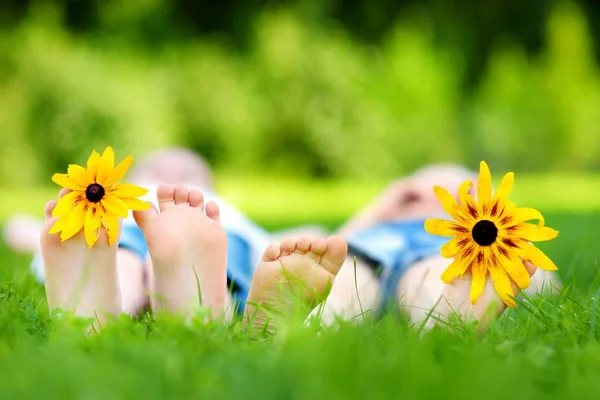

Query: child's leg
[41,190,122,325]
[116,222,152,316]
[133,185,228,318]
[305,255,383,326]
[244,235,347,334]
[220,232,257,318]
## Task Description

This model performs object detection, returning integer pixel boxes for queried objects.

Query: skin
[37,154,560,332]
[40,189,122,330]
[132,185,228,318]
[310,168,560,330]
[41,185,230,325]
[243,235,347,334]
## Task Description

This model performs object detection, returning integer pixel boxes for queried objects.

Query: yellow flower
[49,146,150,248]
[424,161,559,308]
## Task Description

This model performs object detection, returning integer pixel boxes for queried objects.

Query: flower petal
[59,202,86,242]
[477,161,492,208]
[101,146,115,169]
[489,198,511,221]
[470,263,487,305]
[48,216,66,235]
[499,252,530,290]
[67,164,91,188]
[488,265,516,308]
[100,211,120,246]
[424,218,469,237]
[511,207,545,227]
[120,197,152,211]
[493,172,514,202]
[87,150,102,183]
[101,194,129,218]
[52,174,85,191]
[110,183,149,198]
[440,237,468,258]
[521,244,558,271]
[105,155,134,186]
[96,147,115,186]
[440,257,470,283]
[458,180,479,220]
[513,223,559,242]
[51,191,83,217]
[433,186,472,224]
[84,205,102,248]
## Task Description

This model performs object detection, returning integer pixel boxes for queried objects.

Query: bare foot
[40,189,122,326]
[439,260,537,329]
[244,235,348,334]
[397,255,538,330]
[133,185,227,319]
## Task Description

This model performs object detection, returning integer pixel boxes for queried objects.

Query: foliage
[0,2,598,185]
[0,207,599,398]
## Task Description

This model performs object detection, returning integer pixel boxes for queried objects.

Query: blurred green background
[2,5,600,396]
[1,0,600,222]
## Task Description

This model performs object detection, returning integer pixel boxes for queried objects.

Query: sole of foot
[244,235,348,334]
[398,255,538,331]
[133,185,228,319]
[40,189,122,328]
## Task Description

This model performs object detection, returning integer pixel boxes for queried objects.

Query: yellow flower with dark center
[424,161,559,308]
[49,146,150,248]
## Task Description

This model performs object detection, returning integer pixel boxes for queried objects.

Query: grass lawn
[0,174,599,398]
[4,172,600,228]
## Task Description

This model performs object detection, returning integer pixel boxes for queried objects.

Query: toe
[319,235,348,275]
[40,216,62,248]
[44,200,57,220]
[261,243,281,262]
[205,201,221,222]
[279,237,297,256]
[174,185,190,205]
[157,185,176,212]
[133,204,158,232]
[295,236,312,254]
[308,237,327,260]
[188,189,205,209]
[58,188,70,199]
[523,260,537,277]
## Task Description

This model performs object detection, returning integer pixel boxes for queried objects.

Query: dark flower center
[85,183,105,203]
[471,220,498,246]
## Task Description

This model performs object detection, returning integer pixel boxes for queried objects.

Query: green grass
[4,172,600,229]
[0,176,599,398]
